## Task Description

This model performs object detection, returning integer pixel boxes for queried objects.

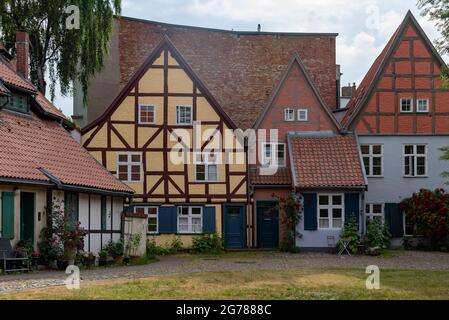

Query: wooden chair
[0,238,30,273]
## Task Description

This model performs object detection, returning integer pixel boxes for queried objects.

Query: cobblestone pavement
[1,251,449,292]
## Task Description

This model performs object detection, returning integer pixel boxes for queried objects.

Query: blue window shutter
[1,192,15,239]
[344,193,360,225]
[385,203,403,237]
[303,193,317,231]
[203,207,216,234]
[159,206,177,234]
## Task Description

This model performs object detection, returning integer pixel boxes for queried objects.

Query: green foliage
[104,240,124,258]
[146,238,170,257]
[169,236,184,254]
[14,240,34,258]
[363,219,391,249]
[124,233,142,257]
[337,218,360,254]
[401,188,449,250]
[0,0,121,101]
[191,234,224,254]
[275,194,302,253]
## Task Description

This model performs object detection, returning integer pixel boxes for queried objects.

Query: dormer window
[3,93,29,113]
[298,109,308,121]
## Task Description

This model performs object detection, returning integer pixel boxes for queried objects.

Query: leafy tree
[0,0,121,101]
[441,146,449,183]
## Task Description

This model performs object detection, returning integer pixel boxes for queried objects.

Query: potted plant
[98,249,109,267]
[104,240,125,265]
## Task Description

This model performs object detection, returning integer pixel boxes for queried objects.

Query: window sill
[403,176,428,179]
[367,176,384,178]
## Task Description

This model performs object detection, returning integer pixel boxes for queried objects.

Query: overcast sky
[53,0,445,116]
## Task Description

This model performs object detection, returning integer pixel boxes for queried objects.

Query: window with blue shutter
[203,207,216,234]
[158,206,177,234]
[385,203,404,237]
[303,193,317,230]
[345,193,360,225]
[1,192,15,239]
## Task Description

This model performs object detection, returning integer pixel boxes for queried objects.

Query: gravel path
[1,251,449,293]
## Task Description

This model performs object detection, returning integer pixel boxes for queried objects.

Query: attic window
[298,109,308,121]
[3,93,29,114]
[284,108,294,121]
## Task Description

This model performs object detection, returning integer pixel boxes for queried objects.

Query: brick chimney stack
[15,32,30,79]
[341,82,357,98]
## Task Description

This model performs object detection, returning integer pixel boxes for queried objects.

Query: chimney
[341,82,357,98]
[257,24,261,32]
[15,31,30,79]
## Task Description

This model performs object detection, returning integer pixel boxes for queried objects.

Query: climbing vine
[274,193,303,253]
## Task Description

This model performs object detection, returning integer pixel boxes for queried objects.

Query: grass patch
[2,268,449,300]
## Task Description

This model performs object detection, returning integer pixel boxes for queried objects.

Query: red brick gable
[344,11,449,135]
[255,54,340,135]
[117,17,338,129]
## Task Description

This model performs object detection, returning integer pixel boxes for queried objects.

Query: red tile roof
[289,133,366,189]
[250,167,292,186]
[0,55,35,93]
[0,110,133,194]
[35,92,67,119]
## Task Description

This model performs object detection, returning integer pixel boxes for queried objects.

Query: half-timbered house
[343,11,449,242]
[81,37,248,248]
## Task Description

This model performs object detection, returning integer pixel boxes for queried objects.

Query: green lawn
[3,268,449,300]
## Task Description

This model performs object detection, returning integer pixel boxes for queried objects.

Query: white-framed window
[177,206,203,234]
[318,194,344,229]
[176,105,192,125]
[365,203,384,229]
[134,206,158,234]
[195,153,218,182]
[284,108,295,121]
[262,143,286,167]
[139,104,155,124]
[117,153,142,182]
[400,98,413,113]
[297,109,308,121]
[361,144,383,177]
[404,144,427,177]
[417,99,429,113]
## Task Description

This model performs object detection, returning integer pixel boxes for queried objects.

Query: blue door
[257,201,279,249]
[224,205,245,249]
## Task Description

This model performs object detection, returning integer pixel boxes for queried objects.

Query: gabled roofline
[118,16,339,37]
[344,10,447,129]
[253,53,341,130]
[81,35,237,133]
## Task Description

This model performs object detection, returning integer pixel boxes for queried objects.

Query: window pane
[361,145,370,155]
[319,209,328,218]
[417,145,426,154]
[405,146,413,154]
[366,204,371,213]
[118,154,128,162]
[372,145,382,154]
[135,207,145,214]
[118,165,128,180]
[333,219,342,229]
[363,157,371,176]
[372,166,382,176]
[196,165,206,181]
[192,208,202,215]
[208,165,218,181]
[131,155,141,162]
[148,207,158,215]
[181,207,189,215]
[332,195,342,206]
[332,208,342,218]
[148,224,157,233]
[319,196,329,206]
[319,219,329,229]
[373,204,382,213]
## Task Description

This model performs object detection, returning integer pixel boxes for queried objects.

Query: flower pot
[64,247,77,266]
[114,256,124,265]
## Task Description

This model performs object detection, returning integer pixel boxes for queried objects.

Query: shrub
[363,219,391,249]
[104,240,124,258]
[275,194,302,253]
[337,218,360,254]
[146,238,170,257]
[191,233,224,254]
[400,188,449,250]
[168,236,184,254]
